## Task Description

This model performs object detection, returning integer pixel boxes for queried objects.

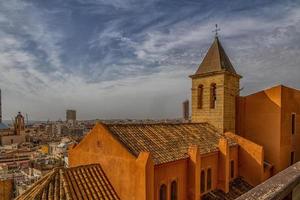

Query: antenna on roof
[212,24,221,37]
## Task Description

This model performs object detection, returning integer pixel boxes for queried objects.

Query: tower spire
[192,36,238,76]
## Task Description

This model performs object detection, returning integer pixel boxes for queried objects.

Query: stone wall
[191,72,240,133]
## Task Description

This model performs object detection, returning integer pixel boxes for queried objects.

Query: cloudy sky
[0,0,299,121]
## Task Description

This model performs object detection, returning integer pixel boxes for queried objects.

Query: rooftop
[104,123,236,164]
[16,164,120,200]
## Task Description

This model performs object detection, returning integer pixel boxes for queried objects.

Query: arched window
[207,168,212,190]
[170,181,177,200]
[159,184,167,200]
[230,160,234,179]
[197,84,203,109]
[200,170,205,193]
[210,83,217,109]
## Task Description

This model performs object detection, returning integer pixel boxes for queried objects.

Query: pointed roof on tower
[193,36,238,76]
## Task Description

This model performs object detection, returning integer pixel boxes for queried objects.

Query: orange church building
[68,36,300,200]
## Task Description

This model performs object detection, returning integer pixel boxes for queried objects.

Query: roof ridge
[66,163,100,171]
[105,122,209,126]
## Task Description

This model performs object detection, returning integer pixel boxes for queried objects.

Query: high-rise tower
[190,36,242,133]
[0,89,2,123]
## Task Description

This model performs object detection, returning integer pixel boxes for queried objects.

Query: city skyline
[0,0,300,120]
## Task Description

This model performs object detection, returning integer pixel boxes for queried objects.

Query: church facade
[68,36,300,200]
[0,112,26,145]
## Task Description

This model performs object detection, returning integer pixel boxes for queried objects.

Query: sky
[0,0,299,121]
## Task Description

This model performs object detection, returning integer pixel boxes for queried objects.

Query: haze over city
[0,0,299,120]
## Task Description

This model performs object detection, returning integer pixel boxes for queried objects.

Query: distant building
[182,100,189,121]
[0,89,2,123]
[0,89,9,135]
[45,123,61,137]
[0,112,26,146]
[14,112,25,135]
[66,109,76,122]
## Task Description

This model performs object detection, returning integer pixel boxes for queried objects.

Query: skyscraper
[182,100,189,121]
[0,89,2,123]
[66,110,76,124]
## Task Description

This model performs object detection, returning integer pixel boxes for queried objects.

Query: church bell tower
[190,35,241,133]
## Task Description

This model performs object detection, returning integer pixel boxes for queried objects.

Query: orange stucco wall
[200,151,219,195]
[154,159,188,200]
[225,132,265,186]
[68,123,153,200]
[153,143,239,200]
[281,86,300,171]
[236,85,300,174]
[236,86,281,173]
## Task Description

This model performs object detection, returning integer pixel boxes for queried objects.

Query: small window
[11,139,13,144]
[201,170,205,193]
[170,181,177,200]
[291,152,295,166]
[292,113,296,135]
[207,168,212,190]
[159,184,167,200]
[210,83,217,109]
[230,160,234,179]
[197,85,203,109]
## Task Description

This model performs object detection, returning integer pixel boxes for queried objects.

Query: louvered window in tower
[210,83,217,109]
[197,85,203,109]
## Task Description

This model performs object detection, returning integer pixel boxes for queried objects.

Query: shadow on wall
[236,85,282,174]
[225,132,268,186]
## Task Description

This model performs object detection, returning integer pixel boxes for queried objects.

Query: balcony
[237,162,300,200]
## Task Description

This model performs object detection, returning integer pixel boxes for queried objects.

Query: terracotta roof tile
[105,123,236,165]
[16,164,120,200]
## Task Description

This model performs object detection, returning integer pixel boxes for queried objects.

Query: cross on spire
[212,24,220,37]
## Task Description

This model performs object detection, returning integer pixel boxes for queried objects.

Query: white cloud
[0,1,299,120]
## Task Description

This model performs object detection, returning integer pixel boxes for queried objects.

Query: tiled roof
[202,177,253,200]
[16,164,120,200]
[194,37,238,76]
[105,123,236,165]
